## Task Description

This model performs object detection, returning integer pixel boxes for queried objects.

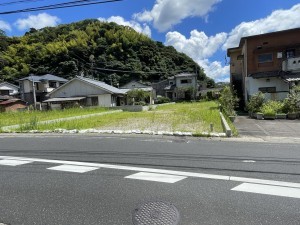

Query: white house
[45,76,126,109]
[0,82,19,96]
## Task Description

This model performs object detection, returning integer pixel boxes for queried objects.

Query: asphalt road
[0,134,300,225]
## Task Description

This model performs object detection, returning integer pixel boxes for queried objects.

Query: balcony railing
[282,56,300,72]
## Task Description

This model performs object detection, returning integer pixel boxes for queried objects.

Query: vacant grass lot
[0,107,109,128]
[21,101,224,134]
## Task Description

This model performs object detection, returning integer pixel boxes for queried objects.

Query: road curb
[220,112,232,137]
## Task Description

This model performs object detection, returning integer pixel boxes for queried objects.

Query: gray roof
[18,74,68,82]
[76,76,126,94]
[174,73,196,78]
[0,82,19,89]
[43,97,86,103]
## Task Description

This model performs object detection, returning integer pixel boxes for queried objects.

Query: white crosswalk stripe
[125,172,187,183]
[47,165,99,173]
[232,183,300,199]
[0,159,33,166]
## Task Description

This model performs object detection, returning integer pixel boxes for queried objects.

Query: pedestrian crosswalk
[1,156,300,199]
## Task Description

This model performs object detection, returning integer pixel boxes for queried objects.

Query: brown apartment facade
[227,28,300,107]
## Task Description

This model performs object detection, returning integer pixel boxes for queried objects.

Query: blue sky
[1,0,300,82]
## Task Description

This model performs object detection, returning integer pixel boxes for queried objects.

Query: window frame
[258,53,273,63]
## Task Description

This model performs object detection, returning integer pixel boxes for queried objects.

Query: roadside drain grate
[132,201,180,225]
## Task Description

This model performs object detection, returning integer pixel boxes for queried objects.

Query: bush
[261,100,283,114]
[219,86,239,116]
[282,86,300,113]
[260,102,276,116]
[246,92,265,113]
[155,96,171,104]
[127,89,151,105]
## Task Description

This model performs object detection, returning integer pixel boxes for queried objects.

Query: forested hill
[0,19,213,86]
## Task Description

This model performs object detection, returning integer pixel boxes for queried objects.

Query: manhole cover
[132,201,180,225]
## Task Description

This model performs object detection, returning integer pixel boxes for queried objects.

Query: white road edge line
[1,155,300,188]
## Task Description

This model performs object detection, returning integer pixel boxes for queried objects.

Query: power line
[0,0,44,7]
[0,0,123,15]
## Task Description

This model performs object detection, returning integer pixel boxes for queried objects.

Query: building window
[49,82,57,88]
[286,49,295,58]
[91,97,98,106]
[258,53,273,63]
[170,82,174,85]
[180,79,192,84]
[258,87,276,93]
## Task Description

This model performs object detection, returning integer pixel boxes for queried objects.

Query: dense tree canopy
[0,19,214,86]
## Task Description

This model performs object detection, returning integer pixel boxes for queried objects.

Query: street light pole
[31,74,37,110]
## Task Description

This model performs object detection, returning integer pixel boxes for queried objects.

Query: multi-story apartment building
[227,28,300,107]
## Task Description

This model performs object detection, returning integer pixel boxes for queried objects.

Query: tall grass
[0,107,109,127]
[24,101,224,134]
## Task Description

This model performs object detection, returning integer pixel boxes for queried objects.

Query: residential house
[18,74,68,104]
[45,76,126,109]
[119,81,155,104]
[227,28,300,107]
[0,82,19,96]
[0,98,27,112]
[152,73,198,100]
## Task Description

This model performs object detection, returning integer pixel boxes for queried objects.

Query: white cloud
[0,20,11,31]
[98,16,151,37]
[165,30,228,81]
[198,59,229,82]
[14,13,61,30]
[166,30,227,59]
[134,0,221,32]
[223,3,300,50]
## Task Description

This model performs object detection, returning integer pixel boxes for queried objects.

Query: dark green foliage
[0,20,211,85]
[127,89,151,105]
[155,96,171,104]
[219,86,239,116]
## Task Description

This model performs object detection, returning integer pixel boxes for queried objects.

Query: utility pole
[31,74,37,110]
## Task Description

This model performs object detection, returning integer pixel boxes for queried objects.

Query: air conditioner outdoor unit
[277,52,283,58]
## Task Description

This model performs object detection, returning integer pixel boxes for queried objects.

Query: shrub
[261,105,276,117]
[219,86,239,116]
[246,92,265,113]
[262,100,283,114]
[155,96,171,104]
[127,89,151,105]
[282,86,300,113]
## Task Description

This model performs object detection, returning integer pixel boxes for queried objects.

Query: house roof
[18,74,68,82]
[235,28,300,48]
[249,71,300,82]
[120,80,151,89]
[0,95,11,100]
[281,72,300,82]
[48,76,126,96]
[76,76,126,94]
[121,87,153,93]
[0,98,25,105]
[249,71,282,79]
[174,73,196,78]
[43,97,86,103]
[0,82,19,90]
